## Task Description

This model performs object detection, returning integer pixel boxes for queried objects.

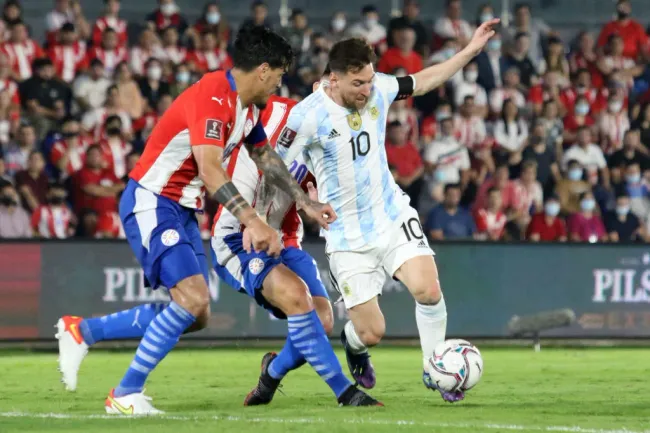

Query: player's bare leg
[104,274,209,415]
[394,255,462,403]
[341,297,384,389]
[245,265,381,407]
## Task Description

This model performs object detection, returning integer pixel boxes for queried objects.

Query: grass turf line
[0,347,648,433]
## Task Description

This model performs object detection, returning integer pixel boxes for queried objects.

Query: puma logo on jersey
[211,97,224,105]
[327,129,340,139]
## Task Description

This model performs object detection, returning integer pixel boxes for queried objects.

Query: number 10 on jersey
[349,131,371,161]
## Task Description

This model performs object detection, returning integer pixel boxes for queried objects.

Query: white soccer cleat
[55,315,89,391]
[105,389,165,415]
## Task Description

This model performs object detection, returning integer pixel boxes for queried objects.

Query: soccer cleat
[55,315,89,391]
[105,388,164,415]
[340,329,376,389]
[423,371,465,403]
[244,352,282,406]
[337,385,383,407]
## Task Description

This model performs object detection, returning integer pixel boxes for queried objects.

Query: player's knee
[194,303,211,330]
[174,275,210,318]
[411,279,442,305]
[356,321,385,347]
[276,280,313,315]
[318,310,334,335]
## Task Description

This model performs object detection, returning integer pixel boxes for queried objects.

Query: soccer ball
[427,339,483,392]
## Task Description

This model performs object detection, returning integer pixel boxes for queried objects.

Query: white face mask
[332,18,346,32]
[465,70,478,83]
[147,66,162,81]
[609,101,623,113]
[206,12,221,25]
[364,17,378,28]
[160,3,177,16]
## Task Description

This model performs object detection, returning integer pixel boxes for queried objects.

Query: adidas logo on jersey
[418,240,428,248]
[327,129,340,139]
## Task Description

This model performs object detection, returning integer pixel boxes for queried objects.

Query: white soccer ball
[428,339,483,392]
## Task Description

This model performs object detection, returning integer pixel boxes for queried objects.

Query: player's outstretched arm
[247,142,337,230]
[193,144,281,256]
[411,19,499,97]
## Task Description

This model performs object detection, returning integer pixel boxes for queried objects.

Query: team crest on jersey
[342,281,352,296]
[248,258,265,275]
[347,112,362,131]
[205,119,223,140]
[278,126,297,147]
[160,229,180,247]
[369,106,379,120]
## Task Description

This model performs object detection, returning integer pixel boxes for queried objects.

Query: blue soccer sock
[287,310,352,398]
[114,301,195,397]
[268,336,306,380]
[79,303,168,346]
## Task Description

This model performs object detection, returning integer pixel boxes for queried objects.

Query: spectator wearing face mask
[92,0,128,48]
[31,182,76,238]
[137,58,170,113]
[98,115,131,179]
[347,5,387,55]
[378,23,422,75]
[327,12,348,45]
[454,62,488,118]
[475,33,505,94]
[560,69,597,119]
[146,0,187,34]
[599,94,630,154]
[0,183,31,238]
[608,129,649,183]
[188,2,230,50]
[563,126,609,186]
[170,62,193,98]
[568,191,607,242]
[14,150,48,213]
[50,116,93,179]
[563,95,595,146]
[619,162,650,222]
[605,193,645,242]
[597,0,648,60]
[556,159,591,214]
[526,195,567,241]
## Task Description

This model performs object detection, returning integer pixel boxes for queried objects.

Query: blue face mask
[480,13,494,23]
[487,39,502,52]
[545,202,560,217]
[206,12,221,25]
[434,170,446,183]
[626,173,641,184]
[176,71,190,83]
[575,103,589,116]
[442,48,456,59]
[568,168,583,181]
[581,198,596,212]
[616,205,630,216]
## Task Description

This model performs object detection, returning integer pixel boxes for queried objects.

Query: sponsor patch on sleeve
[277,126,297,148]
[205,119,223,140]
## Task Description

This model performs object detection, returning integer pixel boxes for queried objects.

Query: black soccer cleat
[340,329,376,389]
[337,385,384,407]
[243,352,282,406]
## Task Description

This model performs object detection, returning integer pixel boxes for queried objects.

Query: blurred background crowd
[1,0,650,243]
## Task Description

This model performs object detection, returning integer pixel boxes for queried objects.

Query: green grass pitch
[0,347,648,433]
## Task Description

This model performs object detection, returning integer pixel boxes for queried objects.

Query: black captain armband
[395,75,415,100]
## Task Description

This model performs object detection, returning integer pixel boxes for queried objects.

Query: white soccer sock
[344,320,368,354]
[416,295,447,371]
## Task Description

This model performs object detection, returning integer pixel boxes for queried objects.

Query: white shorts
[327,206,434,309]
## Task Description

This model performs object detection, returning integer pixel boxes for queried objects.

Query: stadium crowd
[0,0,649,243]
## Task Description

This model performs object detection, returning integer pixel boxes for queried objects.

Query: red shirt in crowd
[526,213,567,241]
[49,41,88,83]
[377,48,423,75]
[186,49,232,73]
[92,16,129,48]
[75,167,120,214]
[473,179,522,212]
[32,204,75,238]
[385,141,423,179]
[559,87,598,113]
[597,19,649,60]
[474,208,507,240]
[50,135,93,177]
[0,39,45,80]
[95,211,125,238]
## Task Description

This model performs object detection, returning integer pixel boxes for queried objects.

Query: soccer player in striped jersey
[54,27,336,415]
[212,93,380,406]
[276,20,499,402]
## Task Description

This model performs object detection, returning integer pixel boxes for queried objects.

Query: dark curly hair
[328,38,376,74]
[232,25,294,72]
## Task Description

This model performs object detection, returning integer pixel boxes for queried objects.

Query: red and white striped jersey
[453,114,487,149]
[50,135,93,177]
[0,78,21,105]
[159,46,187,65]
[0,40,44,80]
[96,211,126,239]
[129,46,165,76]
[32,205,74,239]
[86,46,128,77]
[81,107,132,142]
[92,17,128,48]
[99,138,132,179]
[49,41,88,83]
[129,70,266,210]
[212,95,308,246]
[186,49,233,73]
[598,111,630,154]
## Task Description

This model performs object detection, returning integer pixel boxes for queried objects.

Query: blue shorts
[211,233,329,318]
[120,179,209,290]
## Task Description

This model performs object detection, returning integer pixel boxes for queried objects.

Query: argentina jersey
[277,73,411,253]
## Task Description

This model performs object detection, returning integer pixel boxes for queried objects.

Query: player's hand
[306,181,318,202]
[301,200,337,230]
[243,218,282,257]
[466,19,500,57]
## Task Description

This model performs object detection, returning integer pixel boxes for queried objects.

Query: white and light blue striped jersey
[277,73,410,253]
